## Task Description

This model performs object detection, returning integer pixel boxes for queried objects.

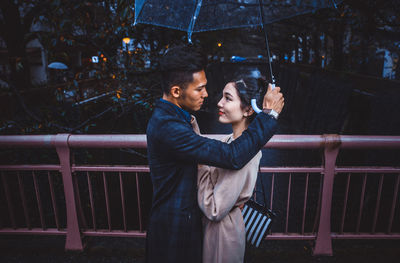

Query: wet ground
[0,235,399,263]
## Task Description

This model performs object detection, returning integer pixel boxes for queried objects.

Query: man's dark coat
[145,99,277,263]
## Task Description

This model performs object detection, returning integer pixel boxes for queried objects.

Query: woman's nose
[217,98,223,108]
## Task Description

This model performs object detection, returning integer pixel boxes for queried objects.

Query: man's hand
[262,84,284,114]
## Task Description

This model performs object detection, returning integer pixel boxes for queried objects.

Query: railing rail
[2,134,400,148]
[1,134,400,256]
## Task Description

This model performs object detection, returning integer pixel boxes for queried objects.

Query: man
[145,45,284,263]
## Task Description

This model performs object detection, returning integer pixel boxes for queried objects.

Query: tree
[1,0,399,135]
[0,0,40,90]
[256,0,400,75]
[0,0,183,134]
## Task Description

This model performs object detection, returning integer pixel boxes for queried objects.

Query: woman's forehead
[223,82,239,96]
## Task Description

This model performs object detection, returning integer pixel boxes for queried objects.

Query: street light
[122,37,131,44]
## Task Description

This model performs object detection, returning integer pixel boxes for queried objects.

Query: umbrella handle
[251,84,275,113]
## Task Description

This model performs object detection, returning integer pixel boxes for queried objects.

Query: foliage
[0,0,399,135]
[0,0,185,134]
[265,0,400,73]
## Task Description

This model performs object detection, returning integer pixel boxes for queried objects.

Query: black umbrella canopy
[135,0,339,42]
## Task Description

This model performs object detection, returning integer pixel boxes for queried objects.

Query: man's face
[178,70,208,112]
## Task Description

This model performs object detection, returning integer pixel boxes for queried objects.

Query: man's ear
[170,86,181,98]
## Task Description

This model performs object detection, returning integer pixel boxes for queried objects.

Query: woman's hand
[263,84,285,114]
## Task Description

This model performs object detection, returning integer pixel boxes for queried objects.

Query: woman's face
[217,82,248,124]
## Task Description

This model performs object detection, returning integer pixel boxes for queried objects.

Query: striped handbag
[242,199,275,247]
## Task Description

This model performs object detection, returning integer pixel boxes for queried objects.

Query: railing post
[313,134,340,256]
[54,134,83,251]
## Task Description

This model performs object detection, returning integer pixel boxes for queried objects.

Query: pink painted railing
[0,134,399,256]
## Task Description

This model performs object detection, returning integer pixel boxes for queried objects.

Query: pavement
[0,235,399,262]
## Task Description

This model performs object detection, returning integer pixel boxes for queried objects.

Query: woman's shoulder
[247,150,262,168]
[256,150,262,159]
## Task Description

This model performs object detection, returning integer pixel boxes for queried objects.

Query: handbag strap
[259,166,268,206]
[253,165,268,206]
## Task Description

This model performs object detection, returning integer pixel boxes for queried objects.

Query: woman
[197,76,270,263]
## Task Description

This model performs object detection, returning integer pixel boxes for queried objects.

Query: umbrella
[134,0,340,111]
[48,62,68,70]
[135,0,339,42]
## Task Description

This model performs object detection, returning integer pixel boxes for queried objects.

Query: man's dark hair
[159,44,207,94]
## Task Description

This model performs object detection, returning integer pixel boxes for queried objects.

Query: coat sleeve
[198,151,262,222]
[157,112,276,170]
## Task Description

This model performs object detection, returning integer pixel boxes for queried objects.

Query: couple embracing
[145,45,284,263]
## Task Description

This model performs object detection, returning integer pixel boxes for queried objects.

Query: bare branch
[119,148,147,159]
[70,105,114,132]
[8,83,42,123]
[0,19,5,38]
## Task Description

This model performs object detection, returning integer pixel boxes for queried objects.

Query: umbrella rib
[187,0,203,43]
[134,0,145,25]
[202,2,259,8]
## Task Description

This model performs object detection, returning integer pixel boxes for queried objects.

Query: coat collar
[158,99,192,124]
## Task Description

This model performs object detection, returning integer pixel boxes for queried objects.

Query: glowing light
[122,37,131,44]
[217,42,222,47]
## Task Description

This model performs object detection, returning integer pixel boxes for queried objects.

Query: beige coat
[197,133,262,263]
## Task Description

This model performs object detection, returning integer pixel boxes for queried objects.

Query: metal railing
[0,134,399,255]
